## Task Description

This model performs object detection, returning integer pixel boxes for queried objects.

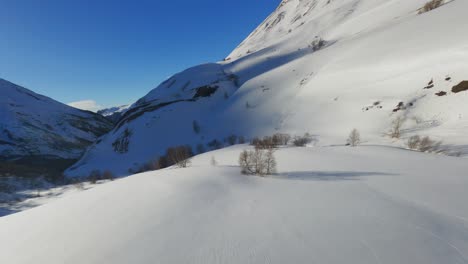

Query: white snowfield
[67,0,468,177]
[2,145,468,264]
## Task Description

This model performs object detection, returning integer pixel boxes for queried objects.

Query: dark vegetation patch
[435,91,447,96]
[112,128,132,153]
[115,99,195,130]
[0,156,76,182]
[452,81,468,93]
[193,85,219,99]
[393,102,406,112]
[424,79,434,89]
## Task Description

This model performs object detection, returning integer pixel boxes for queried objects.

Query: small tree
[347,129,361,147]
[273,133,291,146]
[390,117,404,139]
[239,150,254,175]
[264,149,277,175]
[238,148,276,176]
[293,133,313,147]
[166,145,193,168]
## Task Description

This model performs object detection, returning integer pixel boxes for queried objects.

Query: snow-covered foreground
[1,145,468,264]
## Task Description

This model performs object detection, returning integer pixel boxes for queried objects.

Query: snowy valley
[1,0,468,263]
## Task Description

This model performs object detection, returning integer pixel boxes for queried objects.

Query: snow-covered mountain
[67,0,468,176]
[97,105,130,123]
[0,79,113,173]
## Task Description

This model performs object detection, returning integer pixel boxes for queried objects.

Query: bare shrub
[239,150,254,175]
[273,133,291,146]
[264,149,277,175]
[88,170,101,184]
[347,129,361,147]
[112,128,132,153]
[251,136,277,149]
[238,148,277,176]
[407,135,421,149]
[419,136,442,153]
[225,134,238,146]
[390,117,404,139]
[102,170,115,181]
[419,0,444,14]
[207,139,223,150]
[192,120,200,134]
[407,135,443,153]
[293,133,313,147]
[238,136,246,144]
[166,145,193,168]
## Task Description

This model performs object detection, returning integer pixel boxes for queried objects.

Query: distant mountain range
[0,78,113,177]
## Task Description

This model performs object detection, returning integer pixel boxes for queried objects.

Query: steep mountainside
[67,0,468,176]
[0,79,113,176]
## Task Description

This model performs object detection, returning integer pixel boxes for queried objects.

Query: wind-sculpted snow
[3,145,468,263]
[68,0,468,177]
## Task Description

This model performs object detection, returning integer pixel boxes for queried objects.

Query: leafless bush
[112,128,132,153]
[407,135,443,153]
[239,148,277,176]
[293,133,313,147]
[419,0,444,14]
[251,136,277,149]
[390,117,404,139]
[102,170,115,181]
[166,145,193,168]
[419,136,442,153]
[88,170,101,184]
[225,134,238,146]
[407,135,421,149]
[347,129,361,147]
[207,139,223,150]
[273,133,291,146]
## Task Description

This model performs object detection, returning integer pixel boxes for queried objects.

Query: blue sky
[0,0,279,110]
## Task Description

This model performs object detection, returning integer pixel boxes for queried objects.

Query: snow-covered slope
[0,79,113,162]
[3,145,468,264]
[97,105,130,117]
[97,104,130,123]
[67,0,468,176]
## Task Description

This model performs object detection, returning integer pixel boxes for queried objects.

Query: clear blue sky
[0,0,279,109]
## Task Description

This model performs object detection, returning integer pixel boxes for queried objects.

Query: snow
[0,78,113,159]
[97,104,130,117]
[66,0,468,177]
[2,145,468,263]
